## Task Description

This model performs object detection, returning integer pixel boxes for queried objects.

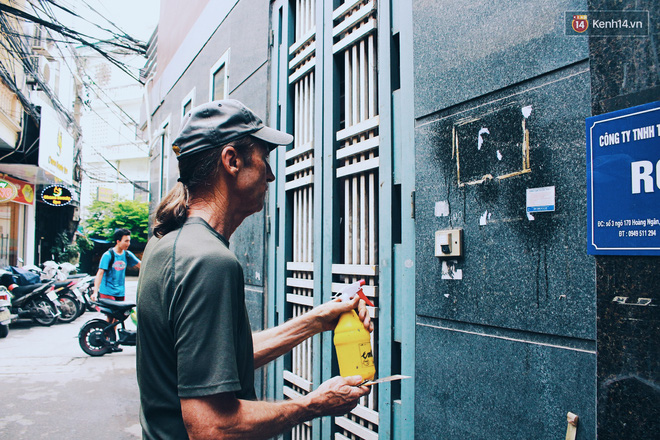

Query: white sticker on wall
[435,201,450,217]
[526,186,555,213]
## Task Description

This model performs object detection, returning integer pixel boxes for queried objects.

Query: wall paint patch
[522,106,533,118]
[479,210,492,225]
[435,201,450,217]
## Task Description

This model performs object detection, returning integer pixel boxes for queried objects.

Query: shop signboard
[0,176,35,205]
[0,179,17,203]
[586,101,660,255]
[38,105,74,184]
[41,184,73,206]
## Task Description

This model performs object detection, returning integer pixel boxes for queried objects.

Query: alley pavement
[0,277,141,439]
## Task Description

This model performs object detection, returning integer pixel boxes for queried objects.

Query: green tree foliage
[83,199,149,243]
[51,231,81,263]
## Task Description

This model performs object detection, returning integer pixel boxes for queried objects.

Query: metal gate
[268,1,414,438]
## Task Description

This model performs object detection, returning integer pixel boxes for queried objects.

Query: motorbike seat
[10,283,46,299]
[54,281,72,289]
[97,298,135,313]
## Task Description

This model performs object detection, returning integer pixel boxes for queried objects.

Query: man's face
[235,142,275,216]
[117,235,131,251]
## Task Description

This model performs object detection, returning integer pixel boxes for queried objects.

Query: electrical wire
[1,0,153,195]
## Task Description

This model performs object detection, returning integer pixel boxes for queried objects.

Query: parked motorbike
[7,280,60,326]
[78,298,136,356]
[0,286,11,338]
[53,280,82,323]
[69,275,96,314]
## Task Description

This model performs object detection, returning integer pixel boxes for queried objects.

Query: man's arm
[252,295,372,369]
[91,268,104,301]
[181,375,369,440]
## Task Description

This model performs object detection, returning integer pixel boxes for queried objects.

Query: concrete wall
[413,0,597,438]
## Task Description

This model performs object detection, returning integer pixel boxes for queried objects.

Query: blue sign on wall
[586,101,660,255]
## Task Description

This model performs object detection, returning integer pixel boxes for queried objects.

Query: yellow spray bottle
[333,280,376,381]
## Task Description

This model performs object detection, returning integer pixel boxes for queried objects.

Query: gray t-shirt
[136,217,255,440]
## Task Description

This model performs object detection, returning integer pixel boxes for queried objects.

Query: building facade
[0,0,83,266]
[78,47,150,220]
[145,1,659,439]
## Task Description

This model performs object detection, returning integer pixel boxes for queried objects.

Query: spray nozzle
[336,279,374,307]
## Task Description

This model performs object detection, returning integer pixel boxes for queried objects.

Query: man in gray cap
[136,100,372,439]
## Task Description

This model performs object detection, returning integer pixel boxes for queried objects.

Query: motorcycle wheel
[57,294,81,323]
[0,324,8,338]
[32,299,59,326]
[79,320,116,356]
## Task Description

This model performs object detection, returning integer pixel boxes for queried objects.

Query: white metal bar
[331,283,378,298]
[332,0,375,38]
[287,261,314,272]
[307,184,313,262]
[369,157,376,264]
[331,264,378,276]
[360,164,366,265]
[336,136,379,160]
[351,44,358,127]
[286,142,314,161]
[336,157,380,178]
[289,40,316,70]
[287,277,314,289]
[332,18,377,54]
[335,416,379,440]
[285,175,314,191]
[351,159,358,265]
[368,34,376,119]
[351,404,380,425]
[289,26,316,55]
[287,293,314,307]
[283,385,303,400]
[286,157,314,176]
[359,39,367,124]
[336,116,379,142]
[289,58,316,84]
[344,49,351,132]
[332,0,363,22]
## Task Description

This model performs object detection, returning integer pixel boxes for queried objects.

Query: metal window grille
[284,1,317,439]
[281,1,382,438]
[331,1,380,438]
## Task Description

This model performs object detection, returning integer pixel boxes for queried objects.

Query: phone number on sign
[619,229,657,237]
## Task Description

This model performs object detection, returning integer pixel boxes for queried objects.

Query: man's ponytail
[153,182,189,238]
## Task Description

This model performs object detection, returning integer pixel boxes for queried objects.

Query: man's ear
[221,146,241,176]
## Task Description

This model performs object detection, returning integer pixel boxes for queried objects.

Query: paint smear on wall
[477,127,490,150]
[442,261,463,280]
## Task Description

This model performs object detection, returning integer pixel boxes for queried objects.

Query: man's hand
[307,375,370,417]
[91,292,98,301]
[312,295,373,333]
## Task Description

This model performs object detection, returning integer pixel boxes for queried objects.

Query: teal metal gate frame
[267,1,415,438]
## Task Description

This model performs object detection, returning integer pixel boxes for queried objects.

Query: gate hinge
[411,190,416,219]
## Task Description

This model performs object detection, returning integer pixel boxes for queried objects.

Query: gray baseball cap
[172,100,293,158]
